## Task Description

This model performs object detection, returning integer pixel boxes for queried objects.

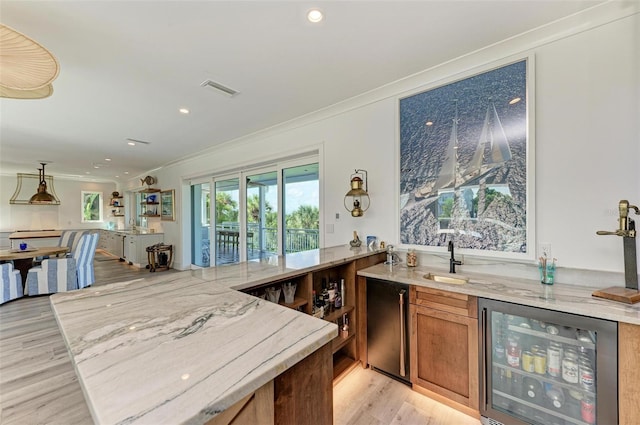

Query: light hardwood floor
[1,252,481,425]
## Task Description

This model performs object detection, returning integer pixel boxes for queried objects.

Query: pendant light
[29,163,57,204]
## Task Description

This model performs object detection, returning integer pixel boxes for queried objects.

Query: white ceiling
[0,0,604,182]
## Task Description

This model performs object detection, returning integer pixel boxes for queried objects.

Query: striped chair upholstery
[1,263,23,304]
[75,233,99,289]
[26,233,99,295]
[57,230,87,256]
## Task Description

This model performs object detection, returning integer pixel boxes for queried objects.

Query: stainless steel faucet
[448,240,462,273]
[597,199,639,289]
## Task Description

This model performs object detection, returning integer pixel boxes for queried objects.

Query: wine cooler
[479,298,618,425]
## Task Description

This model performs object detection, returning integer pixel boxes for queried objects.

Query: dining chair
[57,230,88,256]
[1,263,23,304]
[35,230,87,265]
[26,233,99,295]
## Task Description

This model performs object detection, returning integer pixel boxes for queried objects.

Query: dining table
[0,246,70,288]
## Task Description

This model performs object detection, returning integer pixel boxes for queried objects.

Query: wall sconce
[344,169,370,217]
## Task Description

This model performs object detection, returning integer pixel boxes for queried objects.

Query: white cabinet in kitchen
[125,233,163,267]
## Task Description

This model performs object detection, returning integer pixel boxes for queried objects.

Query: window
[81,191,103,222]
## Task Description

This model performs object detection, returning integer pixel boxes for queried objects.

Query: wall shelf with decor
[140,189,161,217]
[110,194,124,217]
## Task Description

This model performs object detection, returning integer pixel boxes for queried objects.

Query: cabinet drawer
[410,286,477,318]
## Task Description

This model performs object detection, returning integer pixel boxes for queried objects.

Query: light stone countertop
[358,263,640,325]
[50,245,383,425]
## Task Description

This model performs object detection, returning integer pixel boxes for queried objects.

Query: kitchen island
[50,245,383,425]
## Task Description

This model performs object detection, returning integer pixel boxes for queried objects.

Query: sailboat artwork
[399,59,531,257]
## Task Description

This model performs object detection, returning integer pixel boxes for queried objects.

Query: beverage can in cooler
[581,397,595,424]
[547,346,562,377]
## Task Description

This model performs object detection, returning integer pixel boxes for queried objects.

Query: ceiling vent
[200,79,239,97]
[126,138,151,145]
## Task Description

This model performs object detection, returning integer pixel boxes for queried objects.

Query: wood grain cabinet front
[409,286,479,418]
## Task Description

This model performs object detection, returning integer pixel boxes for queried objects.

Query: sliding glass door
[214,177,240,266]
[246,170,278,260]
[191,182,210,268]
[283,163,319,253]
[189,157,319,268]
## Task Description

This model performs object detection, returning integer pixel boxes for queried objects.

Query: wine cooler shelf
[507,324,596,350]
[493,362,595,398]
[493,389,594,425]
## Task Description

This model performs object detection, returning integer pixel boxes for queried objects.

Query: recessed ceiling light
[179,108,190,114]
[127,142,136,146]
[509,97,522,105]
[307,9,323,23]
[425,121,433,126]
[105,158,111,161]
[85,171,91,174]
[93,165,100,169]
[124,171,129,175]
[115,175,120,178]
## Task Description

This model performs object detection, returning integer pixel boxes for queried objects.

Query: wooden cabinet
[205,341,334,425]
[409,286,479,418]
[619,322,640,425]
[240,251,386,382]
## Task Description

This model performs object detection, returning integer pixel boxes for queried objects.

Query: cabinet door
[410,303,479,411]
[127,236,137,264]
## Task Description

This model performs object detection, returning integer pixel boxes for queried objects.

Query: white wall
[127,4,639,282]
[0,174,117,231]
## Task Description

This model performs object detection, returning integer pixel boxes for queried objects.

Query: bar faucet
[448,240,462,273]
[597,199,639,290]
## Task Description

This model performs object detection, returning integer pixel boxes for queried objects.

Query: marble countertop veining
[358,263,640,325]
[50,245,382,425]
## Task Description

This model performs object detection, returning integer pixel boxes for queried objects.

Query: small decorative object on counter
[366,235,377,250]
[406,249,417,267]
[349,230,362,247]
[538,254,557,284]
[379,241,385,249]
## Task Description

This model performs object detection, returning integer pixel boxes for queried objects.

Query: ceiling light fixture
[0,24,59,99]
[29,163,59,204]
[307,9,323,23]
[105,158,111,161]
[179,108,190,114]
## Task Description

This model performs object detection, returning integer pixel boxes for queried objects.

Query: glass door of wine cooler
[479,299,617,425]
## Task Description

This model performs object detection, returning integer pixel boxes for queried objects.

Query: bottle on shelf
[341,314,349,338]
[313,289,324,319]
[334,289,342,309]
[321,278,330,313]
[340,278,346,306]
[328,280,337,312]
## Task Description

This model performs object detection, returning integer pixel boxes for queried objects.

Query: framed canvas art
[399,57,534,260]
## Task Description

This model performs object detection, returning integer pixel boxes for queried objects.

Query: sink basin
[423,273,469,285]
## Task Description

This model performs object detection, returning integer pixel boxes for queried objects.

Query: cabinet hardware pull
[399,289,406,377]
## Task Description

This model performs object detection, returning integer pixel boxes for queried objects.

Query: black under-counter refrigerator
[367,278,411,385]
